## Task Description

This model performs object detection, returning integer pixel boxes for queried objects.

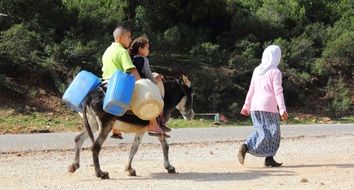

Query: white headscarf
[252,45,281,79]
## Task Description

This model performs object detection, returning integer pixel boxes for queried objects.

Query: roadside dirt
[1,135,353,190]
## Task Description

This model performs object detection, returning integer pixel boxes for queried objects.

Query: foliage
[0,74,7,90]
[0,0,353,119]
[0,110,82,134]
[325,77,352,117]
[0,24,43,65]
[255,0,306,38]
[315,31,353,77]
[0,0,72,33]
[190,42,224,65]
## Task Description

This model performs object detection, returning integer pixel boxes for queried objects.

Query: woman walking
[238,45,288,167]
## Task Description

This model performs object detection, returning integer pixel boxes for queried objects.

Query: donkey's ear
[182,75,191,87]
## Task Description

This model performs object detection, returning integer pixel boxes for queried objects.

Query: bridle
[162,74,189,97]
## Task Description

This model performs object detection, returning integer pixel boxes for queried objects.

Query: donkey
[68,75,194,179]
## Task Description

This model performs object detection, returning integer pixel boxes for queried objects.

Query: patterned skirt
[245,111,281,157]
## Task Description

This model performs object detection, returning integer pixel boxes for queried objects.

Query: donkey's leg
[68,131,87,173]
[125,132,144,176]
[92,120,112,179]
[68,115,99,173]
[158,136,176,173]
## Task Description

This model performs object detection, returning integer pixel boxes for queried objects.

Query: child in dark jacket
[130,35,170,136]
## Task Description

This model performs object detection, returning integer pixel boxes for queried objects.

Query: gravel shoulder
[1,134,354,190]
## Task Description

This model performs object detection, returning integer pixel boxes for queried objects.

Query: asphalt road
[1,123,353,153]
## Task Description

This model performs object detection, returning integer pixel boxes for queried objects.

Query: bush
[190,42,223,65]
[0,0,353,118]
[160,24,210,54]
[228,36,261,70]
[0,24,43,65]
[255,0,306,38]
[325,77,352,117]
[0,74,7,90]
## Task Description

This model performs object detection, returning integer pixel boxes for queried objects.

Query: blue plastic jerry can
[103,70,135,116]
[62,70,101,112]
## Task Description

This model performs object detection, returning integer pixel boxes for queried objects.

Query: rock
[300,178,309,183]
[322,117,331,122]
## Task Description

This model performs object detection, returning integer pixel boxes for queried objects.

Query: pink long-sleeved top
[242,68,286,114]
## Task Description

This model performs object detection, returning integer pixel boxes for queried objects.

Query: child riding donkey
[101,26,168,138]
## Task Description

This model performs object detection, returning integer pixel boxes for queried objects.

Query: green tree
[256,0,306,38]
[325,77,352,117]
[0,24,43,66]
[0,0,73,37]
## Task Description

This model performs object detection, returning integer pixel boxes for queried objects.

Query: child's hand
[154,74,163,82]
[281,111,288,121]
[240,108,250,116]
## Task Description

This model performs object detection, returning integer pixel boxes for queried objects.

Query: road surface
[0,124,353,189]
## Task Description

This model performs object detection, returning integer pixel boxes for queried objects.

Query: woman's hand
[281,111,288,121]
[240,108,250,116]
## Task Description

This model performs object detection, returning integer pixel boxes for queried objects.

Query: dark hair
[113,26,129,41]
[129,35,149,56]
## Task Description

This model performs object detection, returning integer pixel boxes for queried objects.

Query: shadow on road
[149,169,296,181]
[75,164,353,182]
[283,163,354,169]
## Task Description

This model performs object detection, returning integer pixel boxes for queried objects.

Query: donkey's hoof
[168,168,176,173]
[167,166,176,174]
[68,163,79,173]
[99,172,110,179]
[126,168,136,176]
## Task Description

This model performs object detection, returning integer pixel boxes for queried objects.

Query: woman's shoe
[264,157,283,167]
[237,144,248,165]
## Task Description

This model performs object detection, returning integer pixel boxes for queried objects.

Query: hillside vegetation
[0,0,353,122]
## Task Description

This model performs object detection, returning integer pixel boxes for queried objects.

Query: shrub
[325,77,352,117]
[190,42,223,65]
[0,74,7,90]
[0,24,43,65]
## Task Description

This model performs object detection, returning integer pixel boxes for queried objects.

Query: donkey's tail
[83,97,95,143]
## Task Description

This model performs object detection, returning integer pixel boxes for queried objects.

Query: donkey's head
[175,75,194,120]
